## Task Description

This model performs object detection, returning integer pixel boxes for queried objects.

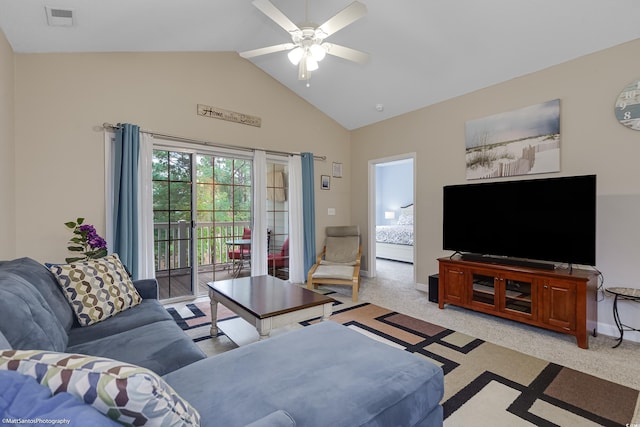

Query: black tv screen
[443,175,596,266]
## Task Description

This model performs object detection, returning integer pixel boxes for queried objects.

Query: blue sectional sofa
[0,257,444,426]
[0,257,206,375]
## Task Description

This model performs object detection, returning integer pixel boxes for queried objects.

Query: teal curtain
[112,123,140,278]
[301,152,316,275]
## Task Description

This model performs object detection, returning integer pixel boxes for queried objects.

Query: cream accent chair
[307,226,362,302]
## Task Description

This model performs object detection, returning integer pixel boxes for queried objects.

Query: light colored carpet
[359,260,640,392]
[165,259,640,424]
[166,290,639,425]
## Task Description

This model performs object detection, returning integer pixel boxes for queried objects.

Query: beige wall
[8,39,640,336]
[351,38,640,337]
[0,30,15,259]
[13,52,351,262]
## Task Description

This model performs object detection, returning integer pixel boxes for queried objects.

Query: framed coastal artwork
[464,99,560,180]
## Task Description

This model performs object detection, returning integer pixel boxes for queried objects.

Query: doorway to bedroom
[369,155,415,282]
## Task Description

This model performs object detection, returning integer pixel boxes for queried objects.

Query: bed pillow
[48,254,141,326]
[0,350,200,427]
[397,204,414,225]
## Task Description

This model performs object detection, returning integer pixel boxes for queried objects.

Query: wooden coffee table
[208,275,334,342]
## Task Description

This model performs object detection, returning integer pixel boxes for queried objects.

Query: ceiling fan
[240,0,369,85]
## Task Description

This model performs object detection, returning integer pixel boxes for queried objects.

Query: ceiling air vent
[45,7,74,27]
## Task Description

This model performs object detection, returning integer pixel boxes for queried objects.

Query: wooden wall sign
[197,104,262,127]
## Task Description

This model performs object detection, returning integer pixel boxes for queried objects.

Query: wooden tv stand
[438,256,598,349]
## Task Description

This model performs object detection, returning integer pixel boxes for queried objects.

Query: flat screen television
[442,174,596,267]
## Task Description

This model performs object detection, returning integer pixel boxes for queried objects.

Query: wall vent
[45,7,74,26]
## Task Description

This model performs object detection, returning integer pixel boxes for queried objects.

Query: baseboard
[596,321,640,344]
[416,281,428,293]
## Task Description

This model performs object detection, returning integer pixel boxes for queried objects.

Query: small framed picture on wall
[332,162,343,178]
[321,175,330,190]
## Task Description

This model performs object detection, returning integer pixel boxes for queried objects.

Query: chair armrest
[352,246,362,280]
[307,248,326,284]
[307,262,319,283]
[133,279,159,300]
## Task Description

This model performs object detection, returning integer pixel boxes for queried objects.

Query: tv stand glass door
[471,273,496,308]
[470,270,534,319]
[503,278,533,317]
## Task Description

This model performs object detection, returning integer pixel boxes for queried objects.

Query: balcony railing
[154,220,251,272]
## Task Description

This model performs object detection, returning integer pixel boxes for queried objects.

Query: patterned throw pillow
[49,254,142,326]
[0,350,200,427]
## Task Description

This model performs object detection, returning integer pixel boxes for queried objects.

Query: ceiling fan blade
[239,43,294,59]
[252,0,300,33]
[323,43,370,64]
[318,1,366,37]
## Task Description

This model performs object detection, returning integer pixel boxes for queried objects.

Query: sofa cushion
[164,320,444,427]
[66,299,174,347]
[0,330,11,350]
[0,257,75,331]
[66,321,206,376]
[0,271,68,352]
[245,410,296,427]
[312,264,356,280]
[133,278,160,300]
[0,350,200,427]
[0,370,121,427]
[49,254,142,326]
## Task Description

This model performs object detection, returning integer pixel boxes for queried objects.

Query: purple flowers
[79,224,108,250]
[65,218,108,263]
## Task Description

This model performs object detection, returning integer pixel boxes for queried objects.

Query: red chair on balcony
[227,228,252,275]
[268,238,289,278]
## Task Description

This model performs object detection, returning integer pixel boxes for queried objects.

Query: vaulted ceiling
[1,0,639,130]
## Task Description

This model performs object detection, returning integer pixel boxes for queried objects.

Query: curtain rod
[102,123,326,161]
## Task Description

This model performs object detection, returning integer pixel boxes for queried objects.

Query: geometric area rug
[167,297,639,426]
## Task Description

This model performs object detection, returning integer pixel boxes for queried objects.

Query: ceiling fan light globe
[306,56,319,71]
[309,43,326,62]
[288,47,304,65]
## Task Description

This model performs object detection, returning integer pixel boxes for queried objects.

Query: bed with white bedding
[376,204,414,263]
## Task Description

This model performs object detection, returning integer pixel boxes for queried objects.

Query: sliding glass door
[153,147,256,300]
[267,160,289,280]
[195,155,252,290]
[152,146,291,301]
[152,150,194,300]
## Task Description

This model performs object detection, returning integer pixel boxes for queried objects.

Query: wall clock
[614,79,640,130]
